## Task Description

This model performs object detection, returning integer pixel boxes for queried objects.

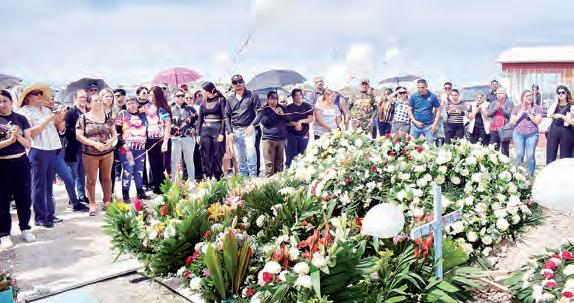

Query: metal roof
[497,46,574,63]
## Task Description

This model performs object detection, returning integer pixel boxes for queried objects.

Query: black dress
[196,94,226,179]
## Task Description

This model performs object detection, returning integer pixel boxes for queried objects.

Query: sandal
[102,202,111,211]
[89,210,97,216]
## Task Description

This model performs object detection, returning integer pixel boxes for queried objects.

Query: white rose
[399,173,410,180]
[511,213,521,224]
[396,190,407,201]
[471,173,482,183]
[438,166,447,174]
[311,253,327,268]
[189,277,202,290]
[460,169,470,177]
[263,261,282,274]
[496,218,510,231]
[482,247,492,256]
[449,221,465,234]
[435,175,445,185]
[412,189,423,197]
[465,156,477,166]
[464,196,474,206]
[288,246,300,261]
[278,270,288,282]
[451,176,461,185]
[294,274,312,289]
[467,231,478,242]
[256,215,267,227]
[482,235,493,245]
[563,265,574,276]
[293,262,310,275]
[436,149,452,165]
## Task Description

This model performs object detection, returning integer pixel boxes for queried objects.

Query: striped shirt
[446,101,465,125]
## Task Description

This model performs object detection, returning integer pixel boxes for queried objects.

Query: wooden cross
[409,185,462,279]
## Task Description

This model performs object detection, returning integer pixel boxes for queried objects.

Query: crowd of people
[1,74,574,251]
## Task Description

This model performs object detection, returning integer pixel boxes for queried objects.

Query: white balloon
[361,203,405,239]
[532,158,574,212]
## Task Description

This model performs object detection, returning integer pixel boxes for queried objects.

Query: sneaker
[0,236,14,250]
[73,203,90,212]
[53,217,64,223]
[137,190,150,200]
[21,230,36,243]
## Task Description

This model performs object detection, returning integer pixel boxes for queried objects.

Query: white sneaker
[0,236,14,250]
[22,230,36,243]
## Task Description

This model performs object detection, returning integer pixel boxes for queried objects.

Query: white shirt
[17,105,62,150]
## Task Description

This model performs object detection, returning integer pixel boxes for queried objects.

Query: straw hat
[17,84,53,108]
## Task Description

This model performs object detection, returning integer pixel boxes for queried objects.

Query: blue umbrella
[246,69,306,90]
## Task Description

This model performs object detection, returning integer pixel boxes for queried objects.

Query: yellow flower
[208,203,225,221]
[175,206,182,218]
[116,202,130,212]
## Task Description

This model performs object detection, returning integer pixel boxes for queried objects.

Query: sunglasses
[176,94,185,98]
[161,87,168,90]
[140,91,149,95]
[114,94,122,98]
[558,91,567,95]
[398,91,407,95]
[29,90,44,96]
[232,80,244,85]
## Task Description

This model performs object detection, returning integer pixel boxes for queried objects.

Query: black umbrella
[379,74,420,85]
[246,69,306,90]
[0,74,22,90]
[63,78,110,103]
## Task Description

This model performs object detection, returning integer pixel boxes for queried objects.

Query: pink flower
[563,290,574,298]
[542,268,554,279]
[543,279,558,288]
[344,178,352,185]
[544,260,558,270]
[204,231,211,239]
[262,272,274,284]
[561,251,573,260]
[244,288,256,297]
[224,195,244,208]
[202,268,210,277]
[183,271,192,279]
[370,165,378,172]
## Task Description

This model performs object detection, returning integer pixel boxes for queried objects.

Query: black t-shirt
[0,112,30,156]
[285,102,314,136]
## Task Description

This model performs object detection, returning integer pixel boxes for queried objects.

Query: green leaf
[384,296,408,303]
[205,244,227,299]
[234,242,251,294]
[270,284,290,302]
[223,230,238,290]
[311,269,321,297]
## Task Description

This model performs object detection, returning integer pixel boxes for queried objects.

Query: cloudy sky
[1,0,573,89]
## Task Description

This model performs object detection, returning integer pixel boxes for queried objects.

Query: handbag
[539,118,553,133]
[497,123,514,142]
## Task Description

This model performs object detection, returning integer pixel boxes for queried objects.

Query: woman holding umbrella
[141,86,172,194]
[196,82,226,180]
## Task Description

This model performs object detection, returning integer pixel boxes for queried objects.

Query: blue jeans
[409,124,434,145]
[171,136,196,181]
[286,133,309,167]
[120,149,145,192]
[66,149,86,201]
[55,149,78,206]
[513,132,539,176]
[233,127,258,177]
[29,148,57,225]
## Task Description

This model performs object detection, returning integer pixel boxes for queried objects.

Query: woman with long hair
[314,89,342,139]
[196,82,226,180]
[546,85,574,164]
[100,88,121,196]
[141,86,172,194]
[76,91,118,215]
[509,90,542,176]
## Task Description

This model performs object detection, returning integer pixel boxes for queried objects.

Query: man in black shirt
[285,88,314,167]
[224,74,261,177]
[65,90,89,204]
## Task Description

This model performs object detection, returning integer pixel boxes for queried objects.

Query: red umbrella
[152,67,202,86]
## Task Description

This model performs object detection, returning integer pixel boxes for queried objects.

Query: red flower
[370,165,378,172]
[160,204,168,216]
[561,251,573,260]
[385,133,392,139]
[406,136,412,141]
[185,255,195,266]
[393,139,399,144]
[355,217,363,226]
[544,260,558,270]
[543,280,558,288]
[388,151,396,157]
[322,194,331,201]
[416,146,424,153]
[414,247,420,257]
[401,149,408,155]
[563,290,574,298]
[303,250,312,260]
[394,133,400,138]
[302,220,309,226]
[262,272,274,284]
[344,178,352,185]
[183,271,192,279]
[204,231,211,239]
[244,288,256,297]
[542,269,553,279]
[134,199,143,212]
